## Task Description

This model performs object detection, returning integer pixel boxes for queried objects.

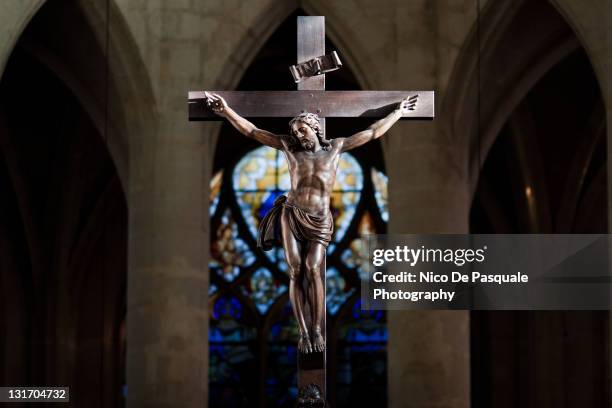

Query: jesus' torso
[282,140,341,215]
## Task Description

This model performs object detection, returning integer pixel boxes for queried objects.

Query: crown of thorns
[287,112,331,151]
[289,113,321,137]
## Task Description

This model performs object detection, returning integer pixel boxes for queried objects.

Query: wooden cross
[189,16,434,405]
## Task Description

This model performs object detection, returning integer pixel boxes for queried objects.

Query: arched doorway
[467,1,608,406]
[0,1,127,406]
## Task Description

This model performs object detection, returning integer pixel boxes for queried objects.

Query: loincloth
[257,195,333,251]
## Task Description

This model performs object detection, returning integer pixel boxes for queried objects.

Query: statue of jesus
[205,92,411,353]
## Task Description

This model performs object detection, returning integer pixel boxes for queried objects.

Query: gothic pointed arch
[465,2,607,406]
[0,0,46,76]
[207,3,379,157]
[0,1,129,405]
[0,0,157,192]
[208,10,389,407]
[440,0,605,197]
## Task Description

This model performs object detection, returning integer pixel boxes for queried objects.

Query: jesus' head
[288,113,331,151]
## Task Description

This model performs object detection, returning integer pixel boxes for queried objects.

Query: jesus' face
[291,121,317,150]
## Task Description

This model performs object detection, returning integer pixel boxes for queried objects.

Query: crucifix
[189,16,433,407]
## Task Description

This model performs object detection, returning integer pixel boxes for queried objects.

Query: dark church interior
[0,0,608,407]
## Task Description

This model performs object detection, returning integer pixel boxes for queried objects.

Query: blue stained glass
[210,296,257,344]
[258,189,283,218]
[241,268,287,314]
[336,334,386,405]
[210,195,220,217]
[209,283,218,296]
[340,239,368,280]
[209,328,249,344]
[326,267,354,315]
[213,296,243,320]
[276,248,288,272]
[233,147,288,253]
[331,154,364,241]
[235,191,264,238]
[337,317,387,406]
[338,299,386,343]
[209,344,253,367]
[210,170,223,216]
[266,300,298,406]
[344,326,388,343]
[210,210,255,282]
[261,247,289,273]
[341,213,377,279]
[233,147,288,191]
[267,301,298,342]
[352,298,383,321]
[265,343,298,406]
[210,261,238,282]
[331,191,360,242]
[371,168,389,222]
[335,153,364,190]
[276,151,291,191]
[209,343,255,404]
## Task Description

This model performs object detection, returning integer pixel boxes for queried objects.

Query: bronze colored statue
[205,92,411,353]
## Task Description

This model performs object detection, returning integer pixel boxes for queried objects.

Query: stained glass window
[372,168,389,222]
[241,268,287,314]
[209,295,258,405]
[210,209,256,282]
[209,145,388,407]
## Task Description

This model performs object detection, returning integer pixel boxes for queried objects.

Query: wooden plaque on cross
[189,16,434,406]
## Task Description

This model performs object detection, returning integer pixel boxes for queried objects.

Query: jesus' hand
[399,95,418,114]
[204,92,228,116]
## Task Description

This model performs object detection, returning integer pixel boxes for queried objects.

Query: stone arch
[206,1,380,157]
[0,0,157,193]
[548,0,607,100]
[211,1,376,93]
[441,0,602,199]
[210,2,297,91]
[204,1,298,158]
[66,0,157,193]
[0,0,46,77]
[0,1,140,402]
[76,0,158,193]
[301,1,378,90]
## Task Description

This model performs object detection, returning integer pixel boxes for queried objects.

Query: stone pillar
[126,120,209,407]
[380,1,474,407]
[386,120,471,408]
[119,1,211,406]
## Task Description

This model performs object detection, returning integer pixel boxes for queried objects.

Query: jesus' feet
[312,327,325,352]
[298,332,312,354]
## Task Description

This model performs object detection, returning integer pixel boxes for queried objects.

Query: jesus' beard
[301,140,314,150]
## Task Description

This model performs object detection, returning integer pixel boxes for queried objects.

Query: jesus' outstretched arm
[338,96,412,152]
[204,92,283,150]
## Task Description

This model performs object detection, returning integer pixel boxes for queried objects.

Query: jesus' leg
[281,208,311,353]
[305,242,326,352]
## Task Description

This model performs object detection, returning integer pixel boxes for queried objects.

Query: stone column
[385,121,471,408]
[380,1,474,407]
[126,120,209,407]
[118,1,211,406]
